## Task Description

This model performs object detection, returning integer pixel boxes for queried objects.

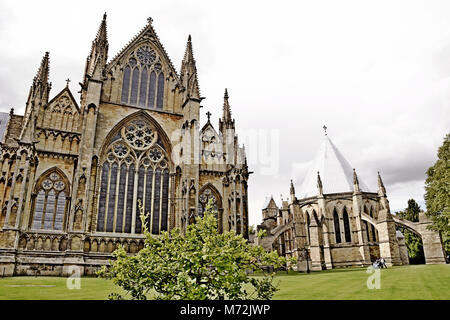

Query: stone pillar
[317,196,332,269]
[396,231,409,265]
[291,205,309,272]
[309,217,323,271]
[376,209,402,266]
[418,212,446,264]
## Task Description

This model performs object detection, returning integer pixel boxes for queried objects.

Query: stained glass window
[161,169,169,232]
[139,68,148,107]
[106,163,118,232]
[120,48,164,110]
[121,66,131,104]
[31,171,69,231]
[97,120,169,235]
[124,165,135,233]
[115,164,127,233]
[148,71,156,109]
[343,208,351,243]
[156,73,164,110]
[333,209,341,244]
[130,68,140,105]
[197,186,222,231]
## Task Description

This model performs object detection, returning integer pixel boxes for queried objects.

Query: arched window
[120,46,165,110]
[363,221,370,242]
[97,119,170,235]
[31,170,69,231]
[198,185,223,232]
[333,209,341,244]
[306,213,311,244]
[343,208,352,242]
[369,207,377,242]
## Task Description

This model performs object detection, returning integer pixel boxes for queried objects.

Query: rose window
[136,46,156,65]
[113,144,128,157]
[42,179,53,190]
[54,181,65,191]
[149,148,163,162]
[122,121,155,150]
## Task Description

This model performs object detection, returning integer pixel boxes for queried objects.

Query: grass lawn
[0,264,448,300]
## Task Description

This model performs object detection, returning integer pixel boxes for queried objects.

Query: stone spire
[34,52,50,85]
[353,168,361,193]
[27,52,51,106]
[180,35,200,100]
[219,88,235,131]
[84,13,109,80]
[317,171,323,196]
[21,52,51,142]
[290,179,295,195]
[290,179,296,202]
[378,171,386,197]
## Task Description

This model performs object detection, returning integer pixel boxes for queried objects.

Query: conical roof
[297,135,370,198]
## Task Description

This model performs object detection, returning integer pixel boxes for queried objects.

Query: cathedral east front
[0,15,249,276]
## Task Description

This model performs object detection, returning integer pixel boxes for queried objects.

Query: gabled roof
[47,85,80,112]
[201,119,218,135]
[262,196,278,209]
[105,19,180,85]
[297,135,370,199]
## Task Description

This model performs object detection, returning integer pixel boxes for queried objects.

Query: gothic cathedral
[0,15,250,276]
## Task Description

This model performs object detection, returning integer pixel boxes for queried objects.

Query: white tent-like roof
[297,135,370,199]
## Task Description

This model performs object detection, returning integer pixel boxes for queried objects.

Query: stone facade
[0,15,249,276]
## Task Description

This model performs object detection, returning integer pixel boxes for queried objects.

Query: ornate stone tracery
[120,45,165,109]
[30,168,70,231]
[97,119,170,235]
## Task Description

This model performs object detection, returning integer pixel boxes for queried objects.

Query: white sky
[0,0,449,227]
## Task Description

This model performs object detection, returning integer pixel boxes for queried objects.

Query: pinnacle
[35,52,50,84]
[182,34,195,63]
[95,12,108,42]
[222,88,232,121]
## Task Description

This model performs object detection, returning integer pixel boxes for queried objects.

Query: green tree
[396,199,425,264]
[424,133,450,255]
[98,200,287,300]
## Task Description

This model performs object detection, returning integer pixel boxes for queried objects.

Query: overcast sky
[0,0,449,227]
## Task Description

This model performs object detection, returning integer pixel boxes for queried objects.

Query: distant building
[0,112,10,143]
[256,133,446,271]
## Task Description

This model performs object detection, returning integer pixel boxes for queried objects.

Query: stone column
[318,196,333,269]
[309,217,323,271]
[396,232,409,265]
[376,209,402,266]
[418,212,446,264]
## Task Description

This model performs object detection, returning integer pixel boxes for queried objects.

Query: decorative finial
[103,12,107,20]
[206,111,212,122]
[224,88,229,99]
[323,125,328,136]
[353,168,360,193]
[10,108,14,116]
[65,78,71,87]
[317,171,323,195]
[378,171,386,196]
[147,17,153,25]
